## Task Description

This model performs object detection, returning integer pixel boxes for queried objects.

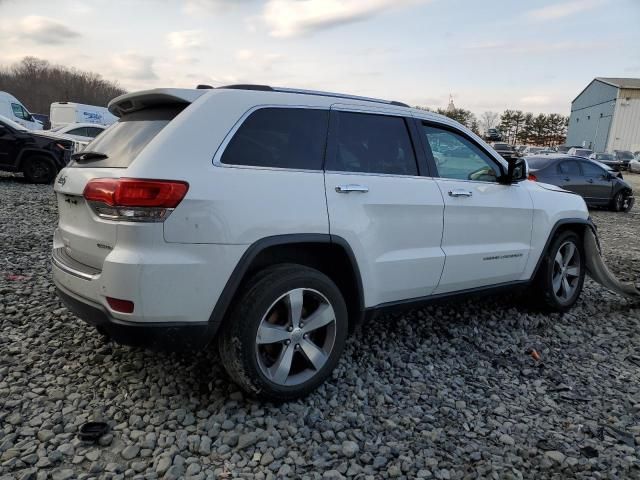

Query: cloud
[520,95,553,107]
[19,16,81,44]
[462,39,611,55]
[525,0,606,21]
[111,53,157,80]
[167,30,205,49]
[262,0,429,38]
[184,0,255,15]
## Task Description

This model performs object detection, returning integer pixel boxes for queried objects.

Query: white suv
[52,85,593,400]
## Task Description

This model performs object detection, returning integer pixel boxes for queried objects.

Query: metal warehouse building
[566,77,640,153]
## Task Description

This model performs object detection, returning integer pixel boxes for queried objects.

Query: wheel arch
[208,234,365,335]
[530,217,596,280]
[16,149,60,170]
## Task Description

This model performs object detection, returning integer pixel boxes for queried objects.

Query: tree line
[418,105,569,146]
[0,57,126,115]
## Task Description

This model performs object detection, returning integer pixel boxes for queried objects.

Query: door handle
[563,177,570,181]
[448,189,473,198]
[335,184,369,193]
[587,179,594,183]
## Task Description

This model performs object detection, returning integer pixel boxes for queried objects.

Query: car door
[555,159,583,195]
[0,122,19,167]
[579,160,613,204]
[418,120,533,294]
[324,106,445,307]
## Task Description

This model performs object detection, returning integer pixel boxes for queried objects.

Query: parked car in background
[52,84,593,400]
[50,102,117,129]
[490,142,518,160]
[0,114,72,183]
[31,113,50,130]
[42,123,107,142]
[567,147,593,158]
[485,128,502,141]
[527,155,633,211]
[0,91,43,130]
[556,146,571,153]
[629,159,640,173]
[522,146,544,156]
[614,150,635,170]
[588,152,624,171]
[537,149,556,155]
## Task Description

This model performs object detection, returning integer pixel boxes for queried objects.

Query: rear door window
[558,160,581,175]
[221,108,329,170]
[326,111,418,176]
[70,106,184,168]
[67,127,89,137]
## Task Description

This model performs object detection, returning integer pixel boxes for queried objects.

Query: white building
[566,78,640,153]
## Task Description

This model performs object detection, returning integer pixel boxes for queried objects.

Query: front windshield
[596,153,614,160]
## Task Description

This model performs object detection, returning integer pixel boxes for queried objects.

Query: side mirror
[502,157,527,184]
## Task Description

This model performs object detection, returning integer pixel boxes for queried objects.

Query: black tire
[218,264,348,401]
[532,231,585,312]
[22,156,57,184]
[611,191,632,212]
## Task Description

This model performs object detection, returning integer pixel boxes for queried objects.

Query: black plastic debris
[78,422,109,442]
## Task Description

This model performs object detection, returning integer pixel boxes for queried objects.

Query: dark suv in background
[614,150,635,170]
[0,115,72,183]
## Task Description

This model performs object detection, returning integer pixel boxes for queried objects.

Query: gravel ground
[2,172,640,480]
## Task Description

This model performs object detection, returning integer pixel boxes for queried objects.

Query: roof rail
[216,84,409,108]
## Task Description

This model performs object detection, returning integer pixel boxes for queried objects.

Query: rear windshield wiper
[72,151,109,162]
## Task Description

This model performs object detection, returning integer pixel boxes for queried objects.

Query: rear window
[525,157,554,169]
[70,106,184,168]
[221,108,329,170]
[617,151,634,160]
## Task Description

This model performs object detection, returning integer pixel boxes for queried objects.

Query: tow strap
[584,227,640,298]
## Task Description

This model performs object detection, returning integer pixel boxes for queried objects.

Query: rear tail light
[527,173,537,181]
[83,178,188,222]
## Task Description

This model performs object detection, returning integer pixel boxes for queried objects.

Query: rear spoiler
[108,88,207,117]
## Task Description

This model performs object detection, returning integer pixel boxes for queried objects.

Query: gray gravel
[2,171,640,479]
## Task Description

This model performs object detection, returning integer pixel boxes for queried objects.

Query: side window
[581,161,605,177]
[221,108,328,170]
[327,111,418,176]
[67,127,88,136]
[87,127,103,138]
[423,124,499,182]
[11,103,29,120]
[558,161,581,175]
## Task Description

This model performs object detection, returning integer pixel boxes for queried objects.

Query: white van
[49,102,117,129]
[0,92,44,130]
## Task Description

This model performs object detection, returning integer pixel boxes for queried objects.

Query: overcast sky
[1,0,639,115]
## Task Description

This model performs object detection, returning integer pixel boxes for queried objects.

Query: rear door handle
[448,189,473,198]
[587,179,594,183]
[564,177,570,181]
[335,184,369,193]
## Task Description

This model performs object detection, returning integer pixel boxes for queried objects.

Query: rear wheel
[532,231,585,312]
[22,156,56,184]
[218,264,348,401]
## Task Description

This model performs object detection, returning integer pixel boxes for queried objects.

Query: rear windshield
[617,151,633,160]
[69,106,184,168]
[526,157,553,169]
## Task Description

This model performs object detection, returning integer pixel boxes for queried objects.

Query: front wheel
[22,156,56,184]
[218,264,348,401]
[533,231,585,312]
[611,191,633,212]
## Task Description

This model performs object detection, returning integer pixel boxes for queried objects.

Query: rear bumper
[56,283,214,350]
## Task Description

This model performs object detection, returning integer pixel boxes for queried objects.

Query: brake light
[528,173,537,181]
[83,178,188,222]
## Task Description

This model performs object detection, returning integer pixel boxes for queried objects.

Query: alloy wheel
[255,288,337,386]
[552,241,581,302]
